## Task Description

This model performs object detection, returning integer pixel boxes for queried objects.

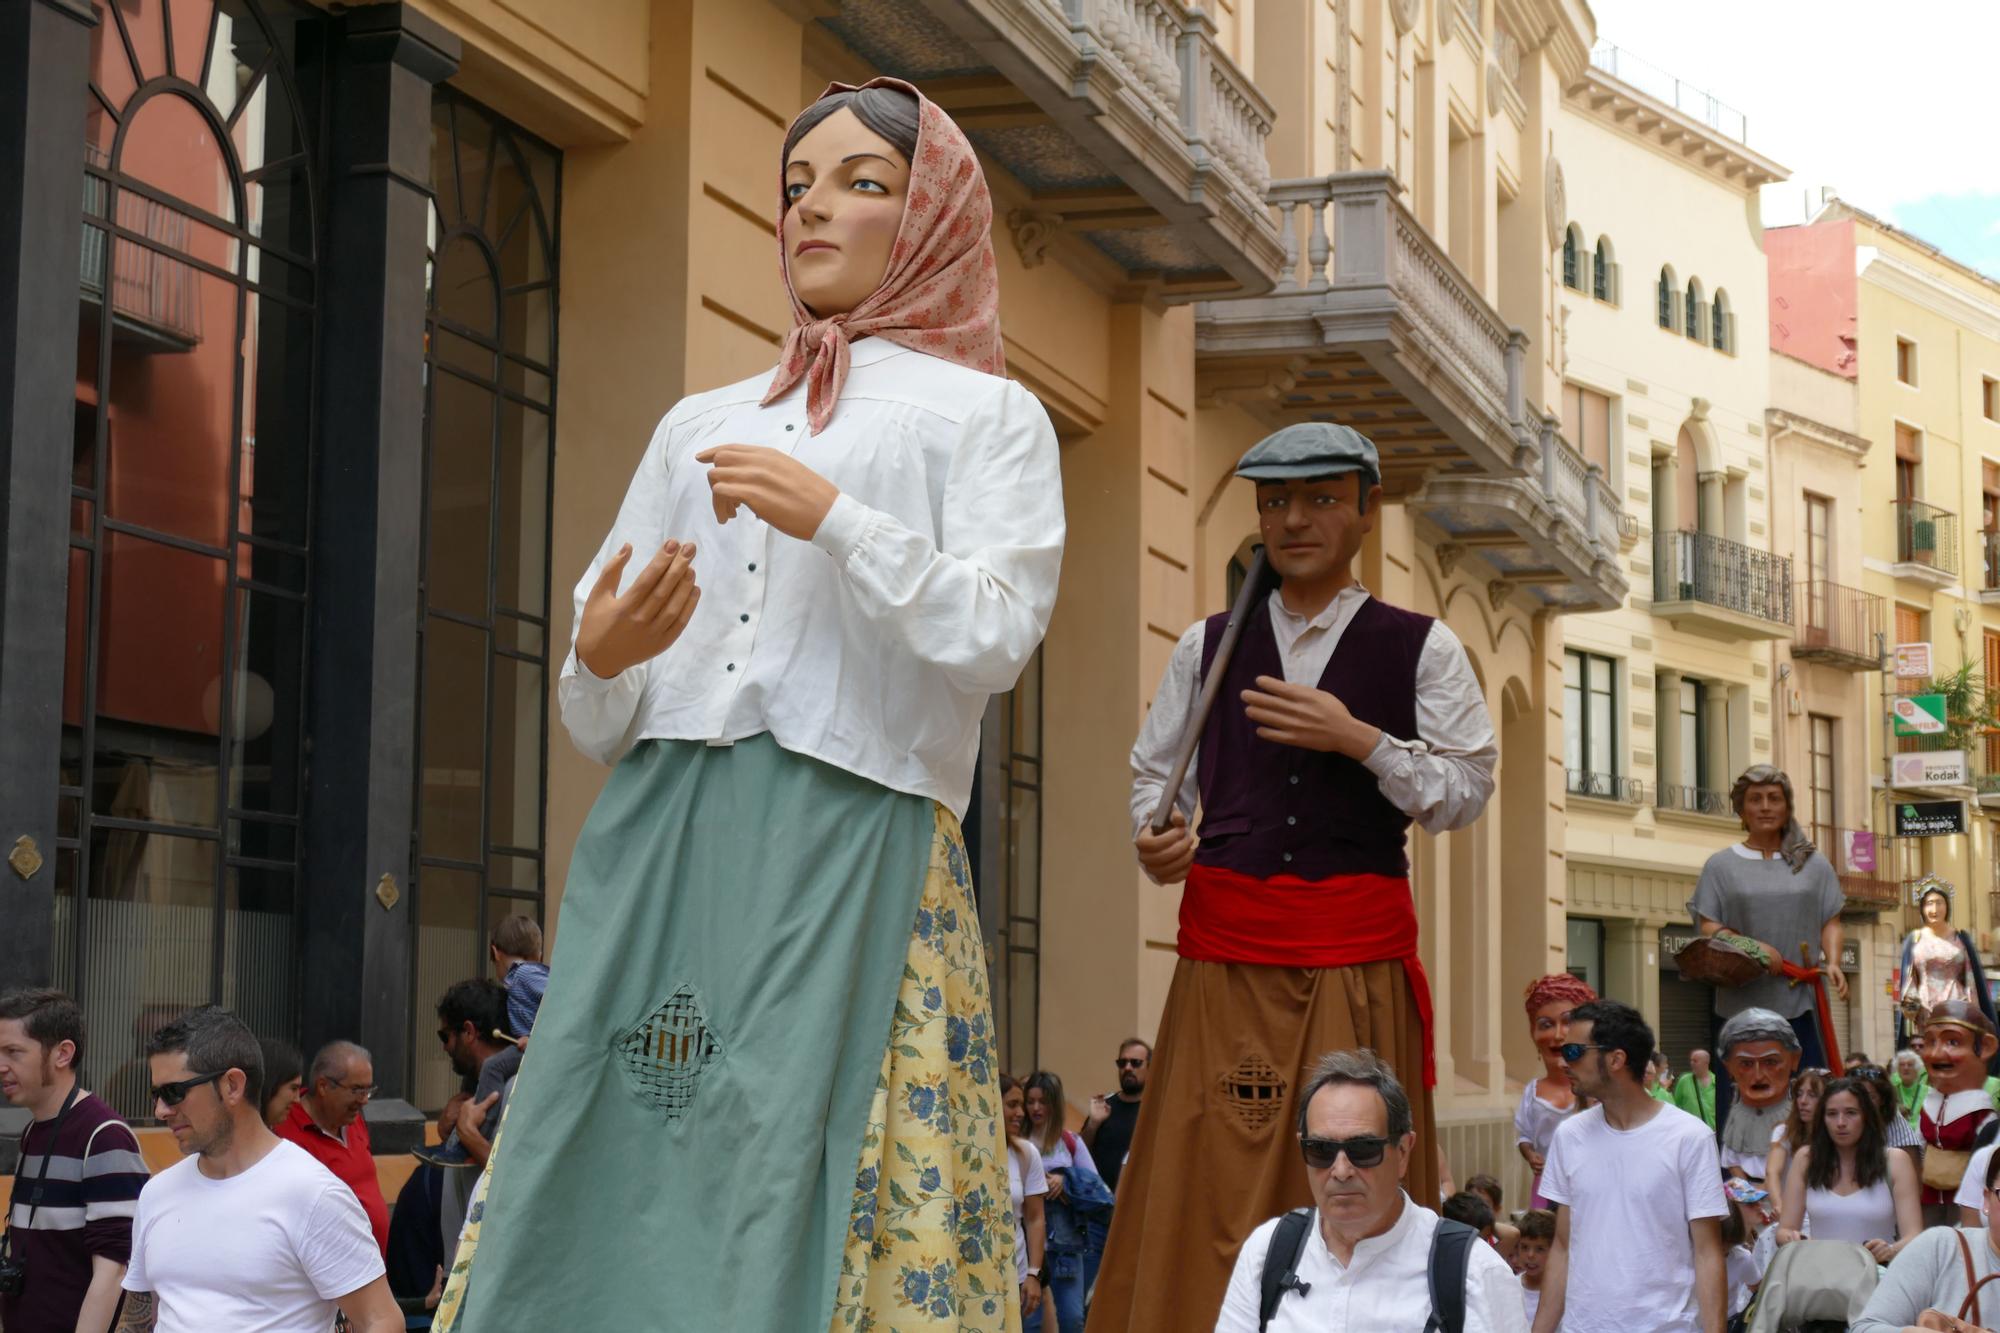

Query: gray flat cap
[1716,1007,1800,1055]
[1235,422,1381,483]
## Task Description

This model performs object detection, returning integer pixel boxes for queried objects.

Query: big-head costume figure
[1094,423,1498,1330]
[1918,999,2000,1225]
[1715,1007,1799,1182]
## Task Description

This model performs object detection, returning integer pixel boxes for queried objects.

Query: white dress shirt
[559,337,1064,818]
[1130,583,1497,837]
[1213,1193,1528,1333]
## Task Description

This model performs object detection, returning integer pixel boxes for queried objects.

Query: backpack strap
[1423,1218,1480,1333]
[1257,1207,1316,1332]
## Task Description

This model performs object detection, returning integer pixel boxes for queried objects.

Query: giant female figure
[434,80,1063,1332]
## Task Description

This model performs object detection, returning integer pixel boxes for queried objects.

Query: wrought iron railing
[1656,783,1731,817]
[1567,770,1645,804]
[1809,821,1901,909]
[1654,530,1793,624]
[1791,579,1884,667]
[1894,500,1959,577]
[1984,530,2000,591]
[79,157,203,346]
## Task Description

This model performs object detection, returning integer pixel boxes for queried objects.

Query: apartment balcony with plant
[1651,529,1794,640]
[1893,500,1959,586]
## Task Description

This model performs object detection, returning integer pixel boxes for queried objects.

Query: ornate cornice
[1765,408,1870,460]
[1562,67,1788,194]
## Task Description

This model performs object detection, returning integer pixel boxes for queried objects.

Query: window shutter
[1896,425,1922,463]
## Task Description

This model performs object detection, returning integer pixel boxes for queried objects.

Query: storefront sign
[1895,799,1966,837]
[1659,925,1857,971]
[1891,750,1969,787]
[1895,642,1933,678]
[1892,693,1948,736]
[1841,829,1877,875]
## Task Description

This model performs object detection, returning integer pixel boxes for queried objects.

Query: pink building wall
[1768,219,1858,378]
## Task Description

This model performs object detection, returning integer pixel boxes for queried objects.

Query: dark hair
[1025,1070,1069,1157]
[1845,1051,1871,1068]
[1464,1172,1503,1211]
[1720,1202,1747,1248]
[438,978,511,1041]
[259,1039,302,1105]
[146,1005,264,1105]
[1987,1144,2000,1192]
[783,87,921,167]
[1517,1208,1556,1243]
[1295,1048,1414,1139]
[1568,1000,1653,1084]
[0,988,86,1070]
[1804,1077,1887,1193]
[1118,1037,1152,1059]
[1441,1191,1494,1233]
[1780,1067,1829,1155]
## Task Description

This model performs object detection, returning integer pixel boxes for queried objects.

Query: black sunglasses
[151,1071,224,1108]
[1300,1135,1392,1170]
[1115,1058,1146,1069]
[1558,1043,1612,1063]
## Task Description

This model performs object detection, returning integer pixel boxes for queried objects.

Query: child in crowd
[416,916,550,1169]
[1464,1173,1519,1267]
[1721,1176,1773,1328]
[1441,1191,1496,1249]
[1514,1208,1554,1324]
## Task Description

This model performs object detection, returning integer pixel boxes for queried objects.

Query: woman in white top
[1763,1066,1827,1218]
[1778,1077,1921,1263]
[1515,973,1597,1207]
[1002,1075,1052,1330]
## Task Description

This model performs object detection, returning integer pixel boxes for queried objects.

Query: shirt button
[748,562,758,572]
[1286,815,1297,826]
[785,424,795,432]
[1282,853,1294,864]
[740,613,750,623]
[725,663,735,672]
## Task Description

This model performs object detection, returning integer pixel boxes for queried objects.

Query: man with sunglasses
[1214,1048,1524,1332]
[1081,1040,1150,1192]
[1531,1000,1727,1333]
[116,1006,401,1332]
[271,1041,390,1253]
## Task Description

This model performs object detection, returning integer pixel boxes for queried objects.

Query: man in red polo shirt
[275,1040,390,1252]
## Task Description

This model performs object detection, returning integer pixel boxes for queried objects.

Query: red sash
[1179,862,1437,1086]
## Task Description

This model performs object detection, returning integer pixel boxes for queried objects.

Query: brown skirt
[1084,956,1437,1332]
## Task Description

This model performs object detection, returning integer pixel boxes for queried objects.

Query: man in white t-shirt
[1214,1049,1526,1333]
[1532,1000,1728,1333]
[113,1006,402,1333]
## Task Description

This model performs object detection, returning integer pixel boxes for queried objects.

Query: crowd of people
[0,915,549,1332]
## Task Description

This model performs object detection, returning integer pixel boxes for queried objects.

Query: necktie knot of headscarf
[762,79,1003,434]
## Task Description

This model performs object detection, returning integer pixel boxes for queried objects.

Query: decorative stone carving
[1007,208,1064,269]
[1390,0,1422,35]
[1436,542,1465,577]
[9,835,42,881]
[374,873,401,910]
[1487,579,1510,612]
[1545,157,1567,249]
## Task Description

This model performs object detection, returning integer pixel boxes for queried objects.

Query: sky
[1587,0,2000,276]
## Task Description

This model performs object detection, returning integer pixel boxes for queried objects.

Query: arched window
[1657,266,1677,330]
[1711,288,1732,352]
[1685,278,1705,343]
[1594,236,1615,303]
[1562,225,1582,291]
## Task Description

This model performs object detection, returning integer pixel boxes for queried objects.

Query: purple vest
[1194,592,1433,880]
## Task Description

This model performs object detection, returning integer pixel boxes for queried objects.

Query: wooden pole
[1148,548,1271,834]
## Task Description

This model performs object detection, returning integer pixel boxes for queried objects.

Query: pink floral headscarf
[762,77,1004,434]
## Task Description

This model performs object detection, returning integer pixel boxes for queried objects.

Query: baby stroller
[1741,1238,1880,1333]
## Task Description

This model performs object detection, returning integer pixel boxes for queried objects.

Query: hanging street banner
[1891,750,1969,788]
[1892,692,1949,736]
[1896,800,1966,837]
[1895,642,1933,678]
[1841,829,1877,875]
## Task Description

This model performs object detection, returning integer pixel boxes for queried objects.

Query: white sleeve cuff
[810,491,872,564]
[566,649,620,690]
[1362,731,1418,774]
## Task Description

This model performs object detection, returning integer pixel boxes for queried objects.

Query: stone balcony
[1195,170,1631,611]
[815,0,1285,298]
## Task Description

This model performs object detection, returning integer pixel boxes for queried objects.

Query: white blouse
[1513,1078,1581,1157]
[1130,584,1497,838]
[558,337,1065,817]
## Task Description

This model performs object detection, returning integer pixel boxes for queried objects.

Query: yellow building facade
[377,0,1628,1199]
[1770,203,2000,1038]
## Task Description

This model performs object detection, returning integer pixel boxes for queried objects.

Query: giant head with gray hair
[1729,764,1816,873]
[1716,1006,1802,1159]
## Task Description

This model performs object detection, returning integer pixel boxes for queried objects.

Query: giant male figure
[1092,423,1497,1329]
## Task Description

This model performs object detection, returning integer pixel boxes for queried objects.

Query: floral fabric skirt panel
[433,735,1018,1332]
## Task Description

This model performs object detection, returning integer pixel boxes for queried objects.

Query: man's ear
[1981,1033,1999,1062]
[1395,1130,1417,1179]
[51,1037,77,1072]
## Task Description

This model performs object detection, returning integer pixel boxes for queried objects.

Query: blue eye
[784,181,809,201]
[853,179,887,194]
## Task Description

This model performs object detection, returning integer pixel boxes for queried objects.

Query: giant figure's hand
[694,444,840,541]
[576,541,700,680]
[1241,676,1382,759]
[1135,809,1197,885]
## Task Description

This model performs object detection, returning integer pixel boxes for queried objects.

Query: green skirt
[435,735,1019,1331]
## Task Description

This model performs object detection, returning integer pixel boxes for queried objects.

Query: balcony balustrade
[1651,530,1794,640]
[1566,770,1645,804]
[1893,500,1959,584]
[1655,783,1731,818]
[1791,580,1884,670]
